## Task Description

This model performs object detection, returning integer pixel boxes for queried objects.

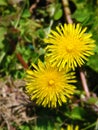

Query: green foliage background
[0,0,98,130]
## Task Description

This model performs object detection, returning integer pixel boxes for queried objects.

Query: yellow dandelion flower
[67,125,79,130]
[25,60,76,108]
[44,24,95,70]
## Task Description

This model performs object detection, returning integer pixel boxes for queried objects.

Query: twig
[29,0,40,13]
[16,53,28,69]
[61,0,73,24]
[2,115,10,130]
[79,68,90,97]
[61,0,90,98]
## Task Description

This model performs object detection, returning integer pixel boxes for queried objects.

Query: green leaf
[37,29,45,38]
[54,9,63,20]
[87,54,98,73]
[0,27,6,49]
[22,9,31,18]
[71,106,85,120]
[72,9,91,22]
[0,51,6,63]
[95,119,98,130]
[19,125,30,130]
[0,0,7,6]
[87,97,98,104]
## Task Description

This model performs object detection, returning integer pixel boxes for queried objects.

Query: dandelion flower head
[26,59,76,108]
[67,125,79,130]
[44,24,95,70]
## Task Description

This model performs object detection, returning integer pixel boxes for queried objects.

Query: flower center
[66,44,73,53]
[48,79,55,86]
